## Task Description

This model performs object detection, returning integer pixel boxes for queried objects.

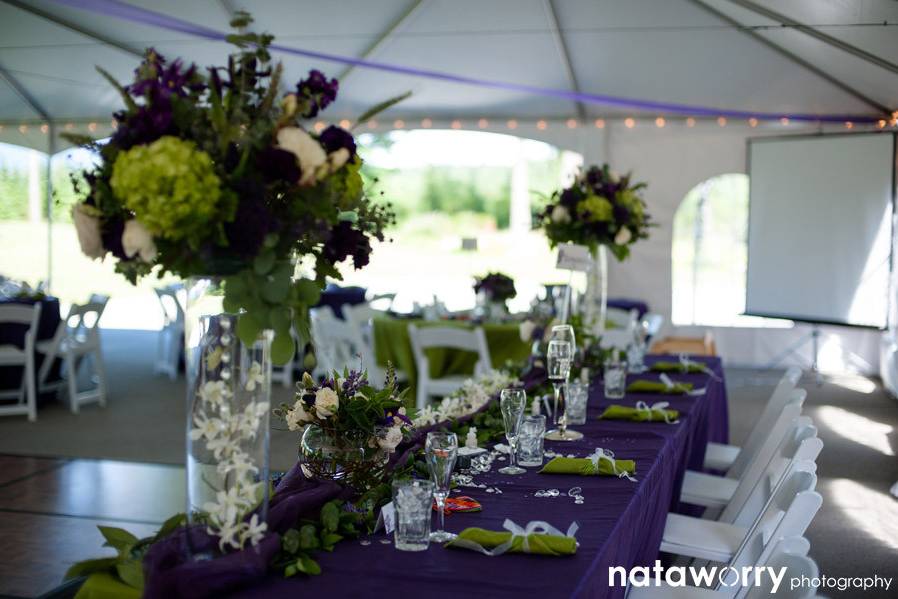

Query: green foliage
[273,500,361,578]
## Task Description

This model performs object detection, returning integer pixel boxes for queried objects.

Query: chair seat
[660,513,745,563]
[0,344,26,365]
[680,470,739,508]
[425,375,469,396]
[704,442,740,471]
[627,581,723,598]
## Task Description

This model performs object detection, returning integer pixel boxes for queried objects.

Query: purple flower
[613,204,630,223]
[474,272,516,302]
[110,97,175,149]
[224,181,272,258]
[559,187,579,208]
[129,52,200,100]
[101,217,128,261]
[319,126,356,157]
[321,221,372,269]
[296,70,338,118]
[257,147,301,184]
[341,370,369,396]
[585,166,604,186]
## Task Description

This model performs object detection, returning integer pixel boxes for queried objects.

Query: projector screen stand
[765,325,824,385]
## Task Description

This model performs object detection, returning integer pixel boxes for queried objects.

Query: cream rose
[614,227,632,245]
[551,205,571,224]
[72,204,104,260]
[276,126,327,186]
[519,320,536,343]
[122,219,158,262]
[377,425,404,453]
[285,399,313,431]
[327,148,351,172]
[314,387,339,419]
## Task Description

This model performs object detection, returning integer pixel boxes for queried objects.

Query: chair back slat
[0,304,41,326]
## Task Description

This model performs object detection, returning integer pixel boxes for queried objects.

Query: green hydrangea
[110,136,223,240]
[577,195,613,222]
[617,189,644,220]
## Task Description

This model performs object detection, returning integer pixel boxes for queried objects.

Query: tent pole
[543,0,587,120]
[46,124,55,293]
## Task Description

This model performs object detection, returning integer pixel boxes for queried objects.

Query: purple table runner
[219,356,728,599]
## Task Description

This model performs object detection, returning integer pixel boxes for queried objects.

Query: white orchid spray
[413,370,515,427]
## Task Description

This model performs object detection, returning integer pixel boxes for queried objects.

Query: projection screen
[746,133,896,329]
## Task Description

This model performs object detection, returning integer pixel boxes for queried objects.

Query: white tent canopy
[0,0,897,152]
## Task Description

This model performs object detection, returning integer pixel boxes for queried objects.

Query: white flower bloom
[217,450,259,479]
[206,436,234,460]
[328,148,351,172]
[199,380,230,407]
[211,521,242,551]
[314,387,339,419]
[189,412,224,441]
[244,362,266,392]
[413,405,438,427]
[614,226,632,245]
[377,425,404,453]
[241,514,267,547]
[608,170,620,183]
[285,399,314,431]
[519,320,536,343]
[551,205,571,224]
[121,219,157,263]
[72,204,104,260]
[276,126,327,186]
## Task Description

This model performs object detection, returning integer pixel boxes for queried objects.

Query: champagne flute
[550,324,577,353]
[425,431,458,542]
[545,339,583,441]
[498,388,527,475]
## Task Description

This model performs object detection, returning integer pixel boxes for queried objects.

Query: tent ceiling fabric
[0,0,896,152]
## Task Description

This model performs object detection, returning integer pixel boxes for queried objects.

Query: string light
[0,125,4,132]
[18,124,27,133]
[686,117,696,127]
[507,119,518,129]
[877,119,887,129]
[655,117,665,128]
[339,119,351,129]
[478,118,489,128]
[450,119,462,129]
[536,119,547,130]
[890,111,898,127]
[111,119,118,129]
[594,118,605,129]
[748,118,758,128]
[367,119,378,129]
[780,117,790,126]
[65,122,74,131]
[717,116,727,127]
[393,119,405,129]
[313,121,325,132]
[566,118,577,129]
[844,121,854,129]
[88,122,97,132]
[624,118,635,129]
[40,124,48,134]
[421,118,432,128]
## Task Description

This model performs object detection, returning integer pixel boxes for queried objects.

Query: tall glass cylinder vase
[185,277,272,558]
[582,245,609,336]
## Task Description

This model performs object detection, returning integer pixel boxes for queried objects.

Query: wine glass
[550,324,577,350]
[544,339,583,441]
[498,388,527,475]
[425,431,458,542]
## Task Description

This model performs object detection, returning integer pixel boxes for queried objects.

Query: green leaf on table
[98,526,138,555]
[271,330,296,365]
[116,559,145,589]
[282,529,301,554]
[321,533,343,551]
[296,555,321,576]
[320,501,340,532]
[64,557,117,580]
[299,524,319,551]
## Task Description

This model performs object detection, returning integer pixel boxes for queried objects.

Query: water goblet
[545,339,583,441]
[498,388,527,475]
[425,431,458,542]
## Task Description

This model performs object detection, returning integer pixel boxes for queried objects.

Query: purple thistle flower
[319,125,356,157]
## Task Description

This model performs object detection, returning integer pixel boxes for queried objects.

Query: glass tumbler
[604,357,628,399]
[517,415,546,467]
[566,380,589,425]
[391,478,434,551]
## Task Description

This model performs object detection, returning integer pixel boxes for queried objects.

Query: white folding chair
[626,536,813,598]
[607,307,639,329]
[408,324,491,410]
[343,304,407,386]
[154,285,184,380]
[309,306,366,378]
[743,538,818,599]
[660,462,821,564]
[35,301,108,414]
[0,303,42,421]
[705,367,802,473]
[642,313,664,339]
[681,393,814,510]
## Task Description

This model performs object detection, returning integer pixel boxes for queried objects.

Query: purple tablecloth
[0,296,62,403]
[606,298,649,318]
[220,356,727,599]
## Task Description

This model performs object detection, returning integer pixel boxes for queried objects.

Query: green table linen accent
[539,456,636,476]
[372,317,531,393]
[626,379,693,394]
[650,361,705,373]
[598,404,680,422]
[446,527,577,556]
[74,573,140,599]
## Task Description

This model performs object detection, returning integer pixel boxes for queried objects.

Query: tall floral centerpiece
[537,165,650,334]
[473,271,516,318]
[282,367,411,490]
[68,12,397,557]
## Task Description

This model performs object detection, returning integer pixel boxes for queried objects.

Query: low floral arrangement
[414,369,516,427]
[538,164,651,261]
[473,272,516,304]
[67,11,402,364]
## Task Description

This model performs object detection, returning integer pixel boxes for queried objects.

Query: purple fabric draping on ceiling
[46,0,883,123]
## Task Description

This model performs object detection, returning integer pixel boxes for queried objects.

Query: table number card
[556,243,592,272]
[375,501,396,535]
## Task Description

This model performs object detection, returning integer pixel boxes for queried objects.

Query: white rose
[285,399,313,431]
[72,204,104,260]
[276,126,327,186]
[551,205,571,224]
[377,425,404,453]
[122,219,157,263]
[519,320,536,343]
[614,227,632,245]
[314,387,339,419]
[608,170,620,183]
[328,148,351,172]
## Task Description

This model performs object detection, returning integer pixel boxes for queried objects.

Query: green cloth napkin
[74,573,140,599]
[650,361,705,373]
[539,456,636,476]
[626,379,693,394]
[598,404,680,422]
[446,527,577,556]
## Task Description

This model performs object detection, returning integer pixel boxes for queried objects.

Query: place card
[375,501,396,535]
[556,243,592,272]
